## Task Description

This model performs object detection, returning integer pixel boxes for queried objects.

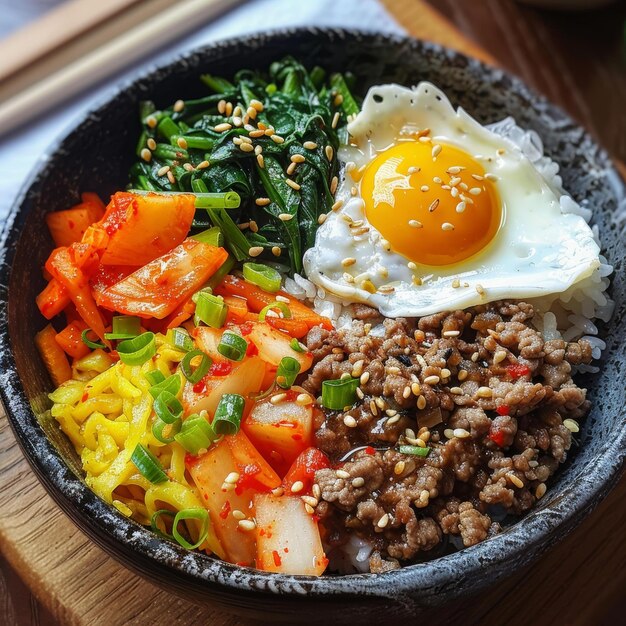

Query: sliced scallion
[148,374,182,400]
[194,291,227,328]
[104,315,141,340]
[276,356,301,389]
[290,338,306,353]
[217,331,247,361]
[181,350,211,384]
[172,508,210,550]
[81,329,105,350]
[191,226,224,248]
[152,416,181,444]
[174,413,217,454]
[258,301,291,322]
[213,393,245,435]
[117,332,156,366]
[242,262,282,293]
[131,444,168,483]
[398,445,431,458]
[167,327,194,352]
[321,377,360,410]
[153,390,183,424]
[145,370,166,386]
[151,509,175,540]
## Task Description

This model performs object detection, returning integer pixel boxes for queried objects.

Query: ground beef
[305,301,593,572]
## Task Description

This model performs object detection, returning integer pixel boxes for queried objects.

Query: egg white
[304,82,601,317]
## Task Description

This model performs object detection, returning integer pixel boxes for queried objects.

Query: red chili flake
[496,405,510,416]
[364,446,376,455]
[209,361,233,377]
[240,321,254,336]
[81,391,89,402]
[192,378,206,394]
[219,500,231,519]
[489,429,507,447]
[272,550,282,567]
[291,433,303,441]
[506,363,530,379]
[235,463,269,494]
[246,341,258,357]
[284,547,289,553]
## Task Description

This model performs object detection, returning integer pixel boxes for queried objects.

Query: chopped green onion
[217,331,247,361]
[157,116,181,140]
[153,390,183,424]
[213,393,245,435]
[174,413,217,454]
[191,226,224,247]
[152,416,181,444]
[290,338,306,353]
[181,350,211,384]
[172,134,214,150]
[117,332,156,365]
[104,315,141,340]
[398,445,431,458]
[243,262,282,293]
[166,327,194,352]
[258,301,291,321]
[145,370,166,386]
[151,509,175,540]
[195,291,227,328]
[127,189,240,210]
[131,444,168,483]
[172,508,210,550]
[321,377,360,410]
[276,356,301,389]
[81,329,105,349]
[148,374,182,400]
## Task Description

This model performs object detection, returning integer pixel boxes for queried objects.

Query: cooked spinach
[130,57,359,274]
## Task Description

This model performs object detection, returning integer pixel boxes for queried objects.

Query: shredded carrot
[35,324,73,386]
[54,321,90,359]
[36,278,70,320]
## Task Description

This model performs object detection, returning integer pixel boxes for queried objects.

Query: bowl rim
[1,26,625,602]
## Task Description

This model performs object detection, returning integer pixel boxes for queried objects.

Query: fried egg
[304,82,601,317]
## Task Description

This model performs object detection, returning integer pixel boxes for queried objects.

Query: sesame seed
[419,136,431,143]
[563,419,580,433]
[535,483,547,499]
[402,385,411,399]
[249,129,265,138]
[408,219,423,228]
[304,503,315,515]
[332,111,340,129]
[291,154,306,163]
[333,93,344,106]
[232,116,242,127]
[342,257,356,268]
[303,141,318,150]
[450,386,463,395]
[287,163,297,175]
[246,107,257,120]
[352,477,365,488]
[507,473,524,489]
[351,360,365,377]
[295,393,313,407]
[157,165,170,177]
[386,366,400,375]
[290,480,305,493]
[456,202,466,213]
[239,143,254,153]
[471,352,480,362]
[424,375,440,385]
[377,513,389,528]
[443,330,460,337]
[249,220,259,233]
[485,173,498,182]
[453,428,471,439]
[312,484,321,500]
[469,187,482,195]
[225,102,233,116]
[370,400,378,416]
[278,213,294,221]
[140,148,152,162]
[342,272,354,283]
[264,127,274,136]
[471,173,484,181]
[255,197,271,206]
[183,163,195,172]
[176,137,188,150]
[256,154,265,169]
[232,509,246,520]
[286,179,301,191]
[476,284,486,296]
[301,495,318,508]
[458,369,468,381]
[254,144,263,155]
[146,138,157,151]
[173,99,185,112]
[420,185,430,192]
[270,393,287,405]
[441,222,455,231]
[356,387,364,400]
[428,199,440,212]
[342,414,358,428]
[248,246,263,258]
[381,239,391,252]
[447,166,463,174]
[336,469,351,479]
[450,187,459,198]
[271,135,285,144]
[476,386,493,398]
[214,123,232,132]
[238,519,256,531]
[271,246,281,257]
[197,160,210,169]
[451,278,461,288]
[351,186,357,196]
[232,137,243,145]
[375,397,386,410]
[494,350,507,364]
[441,368,451,378]
[146,115,157,128]
[360,371,370,385]
[217,99,226,114]
[225,471,240,484]
[394,461,406,475]
[409,383,420,397]
[167,171,176,184]
[331,199,343,212]
[387,414,401,425]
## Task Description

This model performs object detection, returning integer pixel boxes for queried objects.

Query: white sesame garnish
[271,246,281,257]
[291,154,305,163]
[342,257,356,267]
[469,187,482,195]
[485,173,499,182]
[408,166,420,174]
[303,141,318,150]
[278,213,294,221]
[456,201,466,213]
[451,278,460,288]
[286,179,301,191]
[476,284,486,296]
[428,199,440,212]
[441,222,455,231]
[472,173,484,181]
[214,122,232,132]
[420,185,429,192]
[248,246,263,257]
[332,111,340,129]
[255,197,270,206]
[173,99,185,112]
[408,219,423,228]
[432,144,442,159]
[140,148,152,162]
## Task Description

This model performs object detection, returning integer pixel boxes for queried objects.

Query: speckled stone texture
[0,29,624,621]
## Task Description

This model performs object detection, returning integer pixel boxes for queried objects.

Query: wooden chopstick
[0,0,242,138]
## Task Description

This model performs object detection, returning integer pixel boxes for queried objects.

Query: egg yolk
[360,140,502,266]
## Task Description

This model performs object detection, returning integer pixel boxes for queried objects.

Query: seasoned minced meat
[304,301,593,571]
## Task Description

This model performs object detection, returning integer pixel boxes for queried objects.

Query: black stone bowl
[0,29,624,622]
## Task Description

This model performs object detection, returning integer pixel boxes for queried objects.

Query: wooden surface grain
[1,1,625,625]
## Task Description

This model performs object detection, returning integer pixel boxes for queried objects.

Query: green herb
[258,301,291,321]
[148,374,182,400]
[191,226,224,247]
[174,413,218,454]
[194,291,227,328]
[242,262,282,292]
[166,327,194,352]
[145,370,166,386]
[104,315,141,340]
[213,393,245,435]
[153,390,183,424]
[276,356,301,389]
[290,337,305,353]
[130,56,359,275]
[116,332,156,365]
[181,349,211,384]
[131,444,168,483]
[151,508,210,550]
[81,328,105,350]
[398,445,431,458]
[321,377,359,410]
[217,331,247,361]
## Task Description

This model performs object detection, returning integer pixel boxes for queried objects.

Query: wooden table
[1,1,625,624]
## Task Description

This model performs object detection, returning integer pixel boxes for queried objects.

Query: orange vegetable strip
[54,320,90,359]
[80,192,106,218]
[45,205,98,247]
[266,316,309,339]
[214,275,333,330]
[35,324,72,386]
[165,297,196,330]
[36,278,70,320]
